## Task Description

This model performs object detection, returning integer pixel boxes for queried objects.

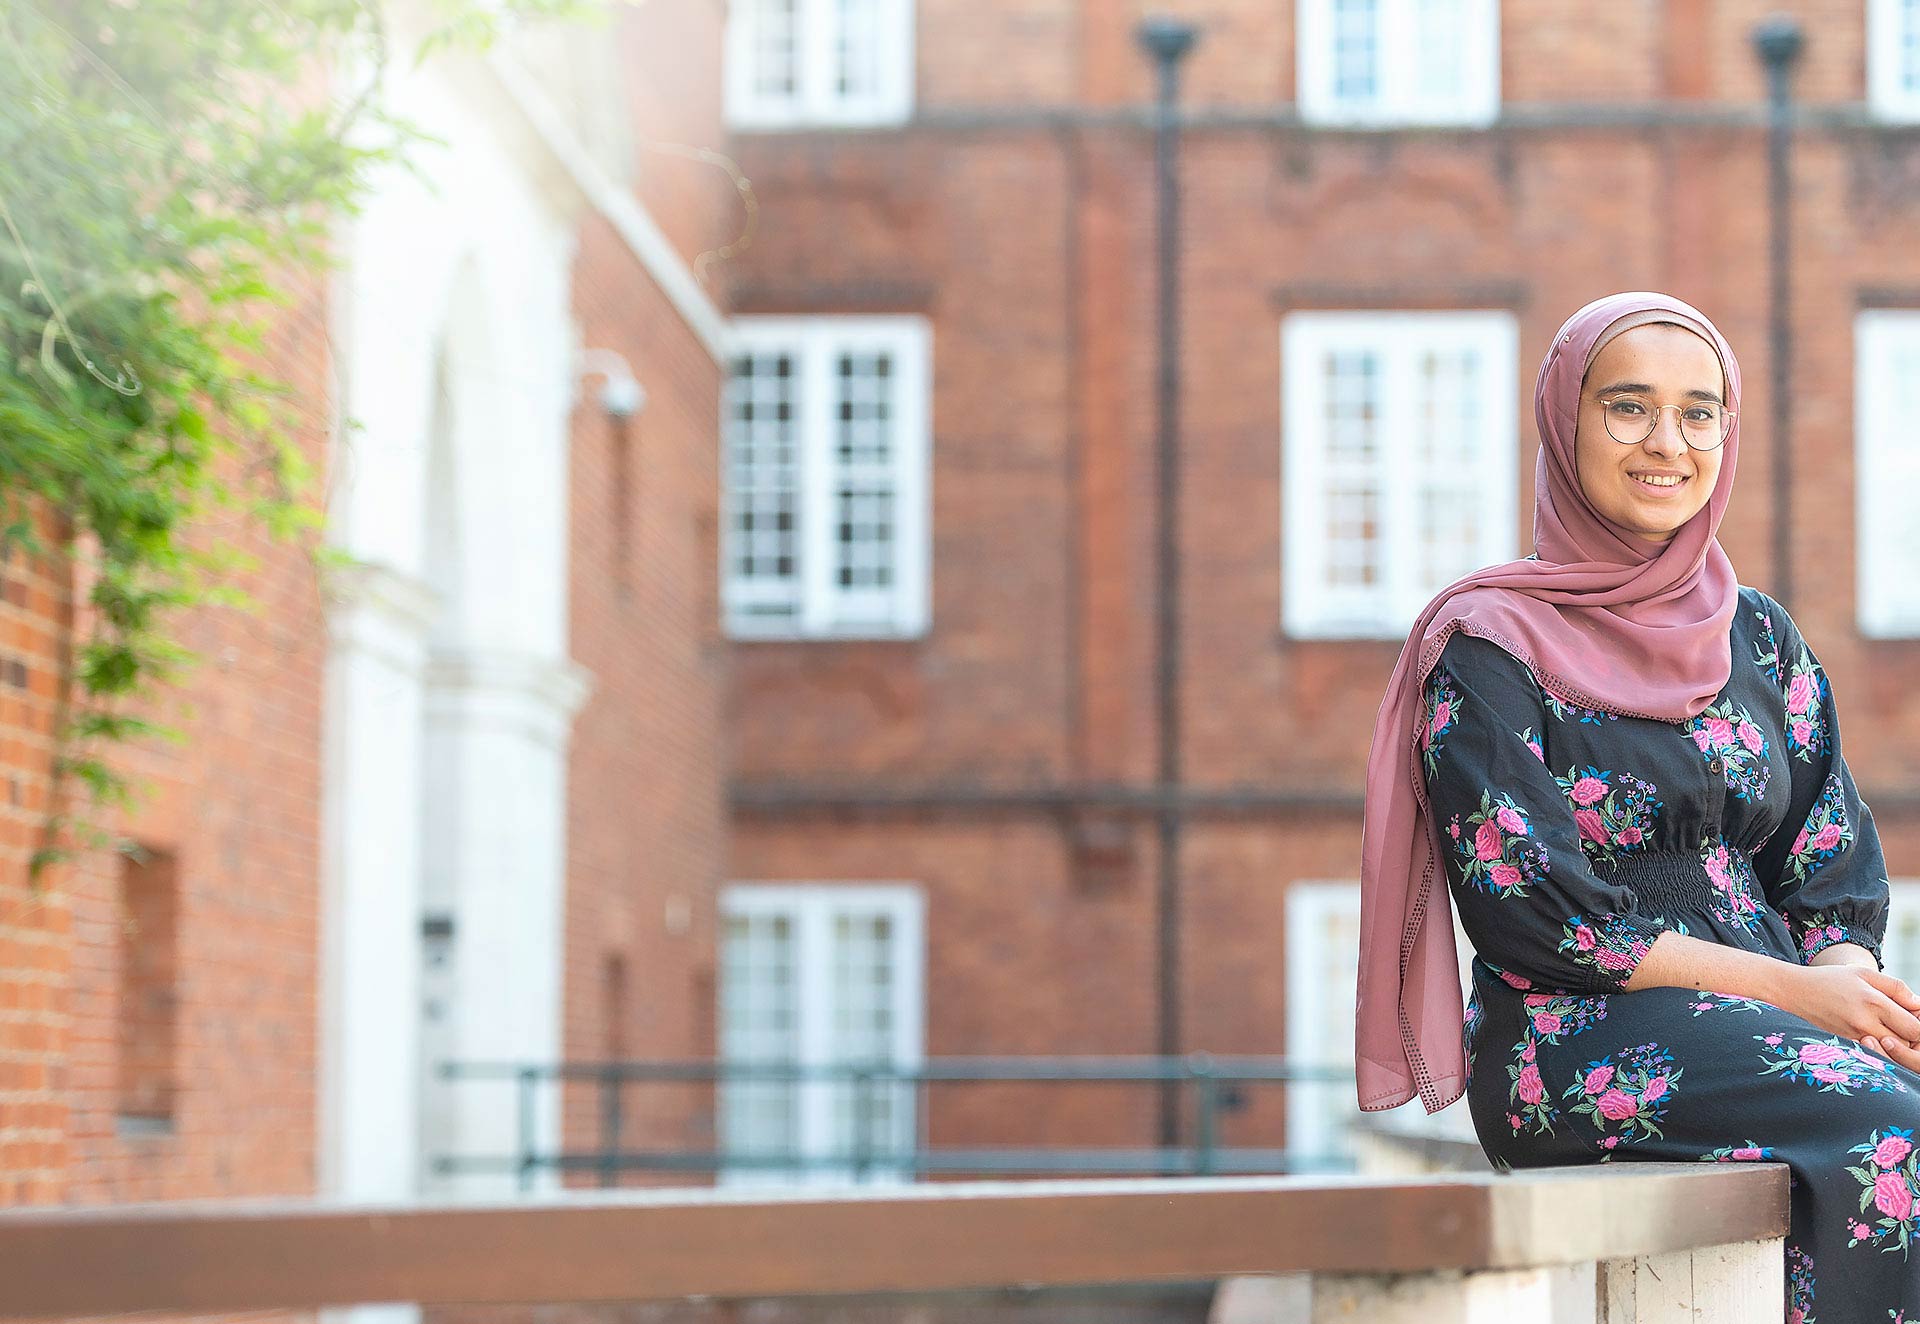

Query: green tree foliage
[0,0,581,880]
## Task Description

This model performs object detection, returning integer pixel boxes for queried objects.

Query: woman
[1355,290,1920,1320]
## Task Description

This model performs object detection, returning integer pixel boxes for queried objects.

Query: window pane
[831,350,899,597]
[1332,0,1379,101]
[725,349,803,617]
[1323,350,1383,593]
[749,0,800,98]
[833,0,885,99]
[1413,0,1468,104]
[719,912,801,1174]
[1414,347,1486,591]
[1906,0,1920,91]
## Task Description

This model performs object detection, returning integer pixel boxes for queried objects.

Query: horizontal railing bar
[433,1146,1341,1175]
[0,1165,1786,1317]
[438,1057,1355,1083]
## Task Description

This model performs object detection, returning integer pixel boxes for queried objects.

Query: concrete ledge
[0,1165,1787,1316]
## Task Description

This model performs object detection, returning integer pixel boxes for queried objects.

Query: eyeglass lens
[1599,397,1730,450]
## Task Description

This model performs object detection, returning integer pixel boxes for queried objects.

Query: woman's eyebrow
[1592,379,1726,405]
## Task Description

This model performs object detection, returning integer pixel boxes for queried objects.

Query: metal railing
[434,1053,1358,1189]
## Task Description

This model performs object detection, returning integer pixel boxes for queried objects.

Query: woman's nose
[1643,411,1690,456]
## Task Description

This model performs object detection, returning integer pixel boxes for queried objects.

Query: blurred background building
[6,0,1920,1261]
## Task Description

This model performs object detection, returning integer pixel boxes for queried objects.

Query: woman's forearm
[1621,930,1800,1002]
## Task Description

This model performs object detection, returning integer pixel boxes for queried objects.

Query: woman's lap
[1466,984,1920,1169]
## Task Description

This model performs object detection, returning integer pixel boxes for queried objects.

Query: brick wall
[721,0,1920,1159]
[0,512,75,1205]
[558,0,732,1184]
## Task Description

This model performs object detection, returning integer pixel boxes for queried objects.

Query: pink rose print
[1498,969,1532,990]
[1787,670,1815,715]
[1532,1012,1562,1035]
[1573,924,1597,951]
[1641,1075,1669,1104]
[1790,718,1812,746]
[1429,700,1450,736]
[1811,1065,1848,1085]
[1732,1147,1766,1161]
[1691,728,1711,752]
[1764,1034,1783,1045]
[1474,820,1502,861]
[1494,805,1526,836]
[1810,823,1843,852]
[1796,1042,1847,1066]
[1449,821,1461,839]
[1573,808,1606,843]
[1601,1135,1620,1149]
[1853,1220,1872,1239]
[1583,1064,1615,1095]
[1526,739,1543,761]
[1703,716,1733,746]
[1792,827,1808,855]
[1569,776,1608,806]
[1507,1113,1523,1130]
[1522,992,1550,1007]
[1876,1135,1914,1167]
[1876,1170,1914,1221]
[1520,1040,1536,1062]
[1617,826,1643,845]
[1489,862,1522,891]
[1595,1089,1639,1121]
[1736,720,1763,752]
[1516,1064,1544,1104]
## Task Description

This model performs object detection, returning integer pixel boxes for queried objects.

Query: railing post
[851,1066,873,1182]
[1192,1054,1218,1176]
[516,1067,537,1194]
[598,1063,623,1189]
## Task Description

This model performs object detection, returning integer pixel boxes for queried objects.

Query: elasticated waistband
[1591,846,1741,915]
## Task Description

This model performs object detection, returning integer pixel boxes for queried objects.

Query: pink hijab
[1354,291,1744,1114]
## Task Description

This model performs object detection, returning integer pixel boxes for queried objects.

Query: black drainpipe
[1754,16,1802,610]
[1136,14,1199,1157]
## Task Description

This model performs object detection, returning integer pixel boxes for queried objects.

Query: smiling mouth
[1630,473,1690,492]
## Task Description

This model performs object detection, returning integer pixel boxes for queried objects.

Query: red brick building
[715,0,1920,1164]
[0,0,735,1212]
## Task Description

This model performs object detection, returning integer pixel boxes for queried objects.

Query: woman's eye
[1606,399,1646,415]
[1684,408,1714,423]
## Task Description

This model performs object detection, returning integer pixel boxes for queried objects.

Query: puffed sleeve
[1419,631,1671,994]
[1748,593,1892,967]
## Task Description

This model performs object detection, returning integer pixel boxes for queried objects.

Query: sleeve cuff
[1793,916,1884,969]
[1557,912,1667,990]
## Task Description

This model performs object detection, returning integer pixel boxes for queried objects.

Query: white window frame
[717,883,926,1188]
[723,315,932,640]
[1284,881,1477,1167]
[1856,311,1920,637]
[725,0,915,129]
[1868,0,1920,121]
[1296,0,1500,127]
[1281,310,1519,640]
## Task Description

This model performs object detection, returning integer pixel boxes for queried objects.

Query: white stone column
[419,648,591,1199]
[317,565,437,1324]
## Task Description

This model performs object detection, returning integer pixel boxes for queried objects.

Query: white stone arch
[321,52,591,1235]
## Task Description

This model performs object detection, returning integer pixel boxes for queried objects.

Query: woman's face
[1573,322,1726,546]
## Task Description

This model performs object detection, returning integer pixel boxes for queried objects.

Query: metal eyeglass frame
[1596,396,1736,451]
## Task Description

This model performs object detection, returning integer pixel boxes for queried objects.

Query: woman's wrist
[1808,941,1878,970]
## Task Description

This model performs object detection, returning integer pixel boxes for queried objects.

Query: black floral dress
[1420,584,1906,1323]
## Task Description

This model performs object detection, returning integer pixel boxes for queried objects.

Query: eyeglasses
[1595,394,1734,451]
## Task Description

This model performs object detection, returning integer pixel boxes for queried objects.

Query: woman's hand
[1780,963,1920,1046]
[1800,944,1920,1069]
